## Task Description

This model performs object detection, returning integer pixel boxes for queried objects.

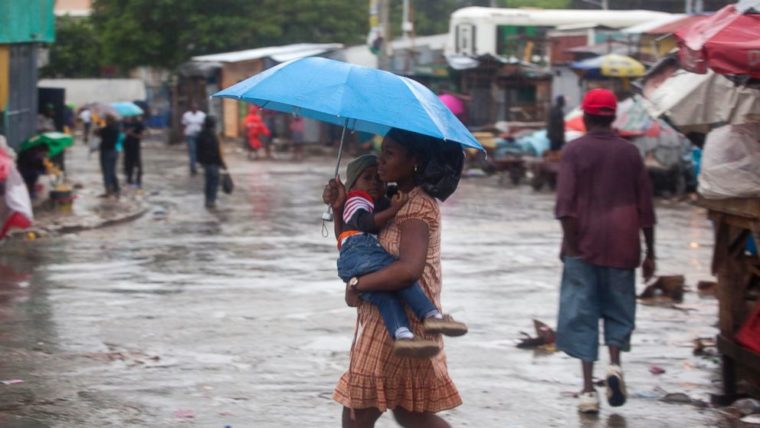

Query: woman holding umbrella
[324,128,463,428]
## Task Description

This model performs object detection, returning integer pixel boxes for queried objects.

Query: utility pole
[378,0,392,71]
[402,0,412,41]
[401,0,416,74]
[685,0,693,13]
[601,0,609,9]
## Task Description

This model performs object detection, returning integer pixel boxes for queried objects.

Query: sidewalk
[8,137,149,239]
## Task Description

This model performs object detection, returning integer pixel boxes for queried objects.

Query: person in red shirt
[554,88,656,414]
[244,106,271,160]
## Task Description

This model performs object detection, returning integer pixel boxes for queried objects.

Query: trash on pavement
[174,409,195,419]
[697,280,718,296]
[516,319,556,349]
[693,337,718,356]
[639,275,686,302]
[730,398,760,417]
[649,365,666,375]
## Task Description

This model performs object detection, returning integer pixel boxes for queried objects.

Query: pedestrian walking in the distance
[196,116,226,209]
[94,114,121,198]
[123,115,145,189]
[554,88,656,414]
[182,103,206,176]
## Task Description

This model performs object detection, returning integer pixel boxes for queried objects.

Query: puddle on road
[0,150,731,427]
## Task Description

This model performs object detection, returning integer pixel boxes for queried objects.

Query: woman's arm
[352,219,429,292]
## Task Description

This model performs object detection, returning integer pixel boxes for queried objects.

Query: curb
[56,206,150,235]
[7,205,150,240]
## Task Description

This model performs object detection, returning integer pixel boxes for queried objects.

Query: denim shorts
[556,256,636,362]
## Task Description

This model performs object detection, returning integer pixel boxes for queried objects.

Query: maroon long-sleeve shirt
[555,129,656,270]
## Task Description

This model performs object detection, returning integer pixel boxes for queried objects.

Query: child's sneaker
[423,315,468,337]
[393,337,441,359]
[606,364,627,407]
[577,390,600,413]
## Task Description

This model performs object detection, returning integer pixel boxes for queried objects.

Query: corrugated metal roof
[644,15,711,35]
[192,43,343,63]
[622,14,686,34]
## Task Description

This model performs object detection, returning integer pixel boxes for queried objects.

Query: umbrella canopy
[438,93,465,116]
[641,68,760,133]
[677,2,760,78]
[85,102,120,120]
[213,57,483,151]
[20,132,74,158]
[111,101,144,117]
[570,54,646,78]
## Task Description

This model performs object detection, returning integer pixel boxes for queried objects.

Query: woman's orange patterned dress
[333,187,462,412]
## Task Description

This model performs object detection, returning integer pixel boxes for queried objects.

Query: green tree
[91,0,369,71]
[40,16,103,78]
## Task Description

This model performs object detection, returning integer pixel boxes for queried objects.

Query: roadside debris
[730,398,760,417]
[174,409,195,419]
[693,337,718,357]
[516,319,556,349]
[659,392,708,408]
[649,365,666,375]
[697,280,718,296]
[639,275,686,302]
[0,379,24,385]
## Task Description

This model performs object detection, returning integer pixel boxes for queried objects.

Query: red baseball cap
[581,88,617,116]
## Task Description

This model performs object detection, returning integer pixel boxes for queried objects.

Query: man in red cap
[554,88,656,414]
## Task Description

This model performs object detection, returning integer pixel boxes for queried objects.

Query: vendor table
[697,197,760,404]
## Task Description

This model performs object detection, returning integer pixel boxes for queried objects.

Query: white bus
[447,7,672,58]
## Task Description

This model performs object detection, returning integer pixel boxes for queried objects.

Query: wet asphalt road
[0,139,730,427]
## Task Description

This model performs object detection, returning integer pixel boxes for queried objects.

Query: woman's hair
[203,115,217,130]
[197,116,218,144]
[386,128,464,201]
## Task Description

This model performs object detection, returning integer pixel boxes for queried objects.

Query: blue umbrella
[213,57,482,221]
[111,101,144,117]
[213,57,482,150]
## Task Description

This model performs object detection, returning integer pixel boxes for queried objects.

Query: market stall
[697,196,760,402]
[673,0,760,402]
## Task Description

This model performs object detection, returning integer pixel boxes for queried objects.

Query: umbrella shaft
[333,124,348,178]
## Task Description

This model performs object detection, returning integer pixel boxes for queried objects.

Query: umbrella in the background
[213,57,483,220]
[438,93,465,116]
[571,54,646,78]
[20,132,74,158]
[84,102,120,119]
[677,1,760,78]
[214,57,481,149]
[111,101,144,117]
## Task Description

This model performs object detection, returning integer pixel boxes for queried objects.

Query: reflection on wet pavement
[0,142,732,427]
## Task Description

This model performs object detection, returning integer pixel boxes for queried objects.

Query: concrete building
[174,43,343,143]
[0,0,56,149]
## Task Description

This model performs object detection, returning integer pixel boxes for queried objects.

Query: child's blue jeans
[337,233,437,339]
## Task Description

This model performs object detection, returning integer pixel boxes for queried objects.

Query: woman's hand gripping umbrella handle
[321,123,349,225]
